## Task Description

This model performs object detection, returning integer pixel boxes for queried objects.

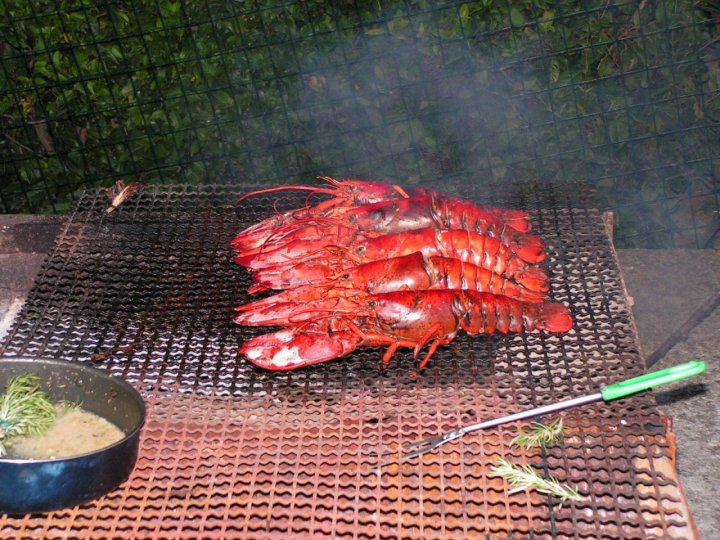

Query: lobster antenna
[391,184,411,198]
[316,176,342,187]
[237,183,340,203]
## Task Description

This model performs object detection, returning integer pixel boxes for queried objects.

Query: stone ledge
[0,215,64,254]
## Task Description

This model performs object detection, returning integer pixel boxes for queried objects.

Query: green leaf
[597,56,614,77]
[109,45,122,62]
[540,9,555,32]
[460,4,471,25]
[115,9,130,26]
[510,7,524,26]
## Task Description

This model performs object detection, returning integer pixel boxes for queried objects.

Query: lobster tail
[512,234,546,263]
[534,302,574,333]
[489,208,532,233]
[506,264,549,293]
[501,283,546,304]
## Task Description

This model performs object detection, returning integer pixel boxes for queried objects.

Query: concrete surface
[0,216,62,340]
[617,250,719,539]
[0,217,717,537]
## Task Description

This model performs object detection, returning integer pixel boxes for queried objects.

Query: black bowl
[0,357,146,514]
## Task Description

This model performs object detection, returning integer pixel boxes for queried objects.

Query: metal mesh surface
[0,184,695,539]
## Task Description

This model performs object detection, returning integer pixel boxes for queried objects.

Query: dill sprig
[490,458,582,505]
[0,374,57,457]
[511,417,565,450]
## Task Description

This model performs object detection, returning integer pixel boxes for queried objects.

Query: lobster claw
[240,323,363,371]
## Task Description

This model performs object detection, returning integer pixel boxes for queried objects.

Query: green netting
[1,0,718,247]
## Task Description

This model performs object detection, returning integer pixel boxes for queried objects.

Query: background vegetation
[1,0,718,247]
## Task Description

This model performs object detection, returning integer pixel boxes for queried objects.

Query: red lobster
[232,177,532,251]
[232,178,571,372]
[239,291,573,371]
[237,227,550,292]
[233,195,545,265]
[240,252,546,303]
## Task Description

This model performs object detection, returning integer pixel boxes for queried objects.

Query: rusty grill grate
[0,184,695,539]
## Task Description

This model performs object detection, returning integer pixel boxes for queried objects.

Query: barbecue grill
[0,184,697,538]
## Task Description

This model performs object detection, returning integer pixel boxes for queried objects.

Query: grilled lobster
[233,195,543,264]
[241,252,546,303]
[232,177,532,252]
[233,178,572,371]
[239,291,573,370]
[237,227,549,292]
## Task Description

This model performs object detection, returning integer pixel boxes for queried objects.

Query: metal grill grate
[0,184,695,538]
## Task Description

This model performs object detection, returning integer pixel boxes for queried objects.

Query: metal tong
[396,360,706,460]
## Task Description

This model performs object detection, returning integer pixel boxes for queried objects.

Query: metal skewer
[395,361,706,460]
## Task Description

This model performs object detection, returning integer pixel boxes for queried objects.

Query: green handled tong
[397,360,706,460]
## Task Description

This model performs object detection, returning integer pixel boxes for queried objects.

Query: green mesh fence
[1,0,718,247]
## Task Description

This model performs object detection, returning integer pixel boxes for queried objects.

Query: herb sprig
[0,374,57,457]
[511,418,565,450]
[490,458,581,505]
[491,417,582,505]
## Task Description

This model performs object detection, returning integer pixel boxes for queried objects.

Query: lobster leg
[417,340,445,370]
[413,322,456,370]
[382,342,401,365]
[411,322,445,359]
[338,318,427,366]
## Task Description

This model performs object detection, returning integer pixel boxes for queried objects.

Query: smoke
[282,28,591,208]
[228,6,718,247]
[292,33,536,194]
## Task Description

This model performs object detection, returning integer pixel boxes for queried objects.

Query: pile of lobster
[232,177,573,371]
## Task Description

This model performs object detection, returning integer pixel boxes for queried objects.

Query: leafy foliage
[1,0,718,246]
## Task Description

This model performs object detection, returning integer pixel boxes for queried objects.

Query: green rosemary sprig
[0,374,57,457]
[511,417,565,450]
[490,458,582,505]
